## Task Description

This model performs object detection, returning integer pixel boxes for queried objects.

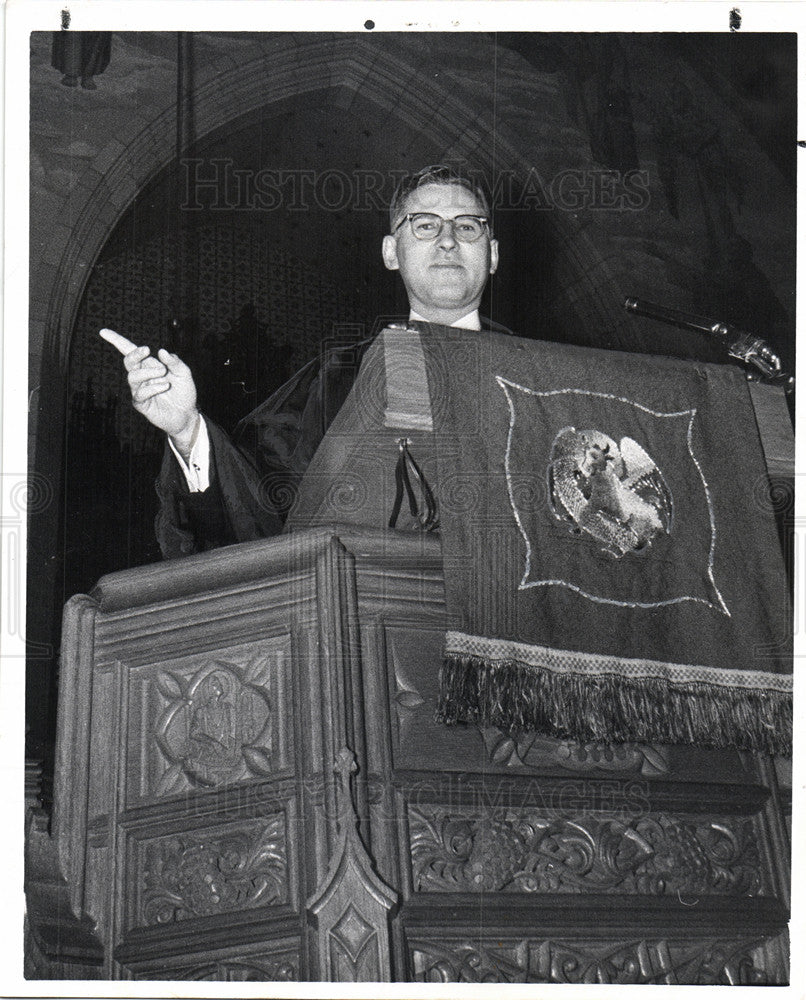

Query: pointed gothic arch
[34,34,623,378]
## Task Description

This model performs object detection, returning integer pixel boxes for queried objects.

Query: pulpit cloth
[286,324,793,754]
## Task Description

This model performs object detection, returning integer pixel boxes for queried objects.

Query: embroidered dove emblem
[547,427,673,557]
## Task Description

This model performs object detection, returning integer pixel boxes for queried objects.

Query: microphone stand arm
[623,297,794,391]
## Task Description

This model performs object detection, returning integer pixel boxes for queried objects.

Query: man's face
[382,182,499,323]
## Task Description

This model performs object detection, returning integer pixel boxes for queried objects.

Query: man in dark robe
[101,164,504,557]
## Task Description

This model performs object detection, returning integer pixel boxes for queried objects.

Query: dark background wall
[28,31,796,768]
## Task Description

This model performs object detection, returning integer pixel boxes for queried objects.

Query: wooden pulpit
[26,513,791,983]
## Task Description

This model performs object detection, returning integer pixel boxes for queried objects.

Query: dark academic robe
[155,319,513,559]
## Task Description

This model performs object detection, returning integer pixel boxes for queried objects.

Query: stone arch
[35,34,621,377]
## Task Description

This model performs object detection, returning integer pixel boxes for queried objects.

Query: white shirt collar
[409,309,481,331]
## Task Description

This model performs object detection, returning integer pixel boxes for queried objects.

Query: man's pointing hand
[100,329,200,453]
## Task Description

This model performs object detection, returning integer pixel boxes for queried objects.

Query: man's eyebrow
[409,211,487,219]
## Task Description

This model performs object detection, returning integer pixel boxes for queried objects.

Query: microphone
[623,297,731,339]
[623,297,793,390]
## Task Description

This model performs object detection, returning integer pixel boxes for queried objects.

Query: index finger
[100,328,139,356]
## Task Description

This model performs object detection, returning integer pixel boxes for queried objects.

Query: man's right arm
[101,328,283,556]
[167,413,210,492]
[99,328,200,446]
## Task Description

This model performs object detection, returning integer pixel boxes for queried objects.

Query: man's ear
[382,234,399,271]
[489,238,499,275]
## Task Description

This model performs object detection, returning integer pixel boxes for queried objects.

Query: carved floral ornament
[480,726,670,776]
[410,935,775,985]
[409,805,763,896]
[171,957,298,982]
[140,814,288,926]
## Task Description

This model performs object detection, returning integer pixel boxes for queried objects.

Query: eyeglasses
[393,213,489,243]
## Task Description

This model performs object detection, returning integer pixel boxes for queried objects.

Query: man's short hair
[388,164,491,232]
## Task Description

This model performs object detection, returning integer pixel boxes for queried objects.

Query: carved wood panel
[408,933,787,985]
[171,955,299,981]
[408,803,769,897]
[124,638,291,803]
[128,941,300,981]
[480,726,670,777]
[124,809,292,933]
[327,902,383,981]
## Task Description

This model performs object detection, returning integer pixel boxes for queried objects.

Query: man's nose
[436,221,458,249]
